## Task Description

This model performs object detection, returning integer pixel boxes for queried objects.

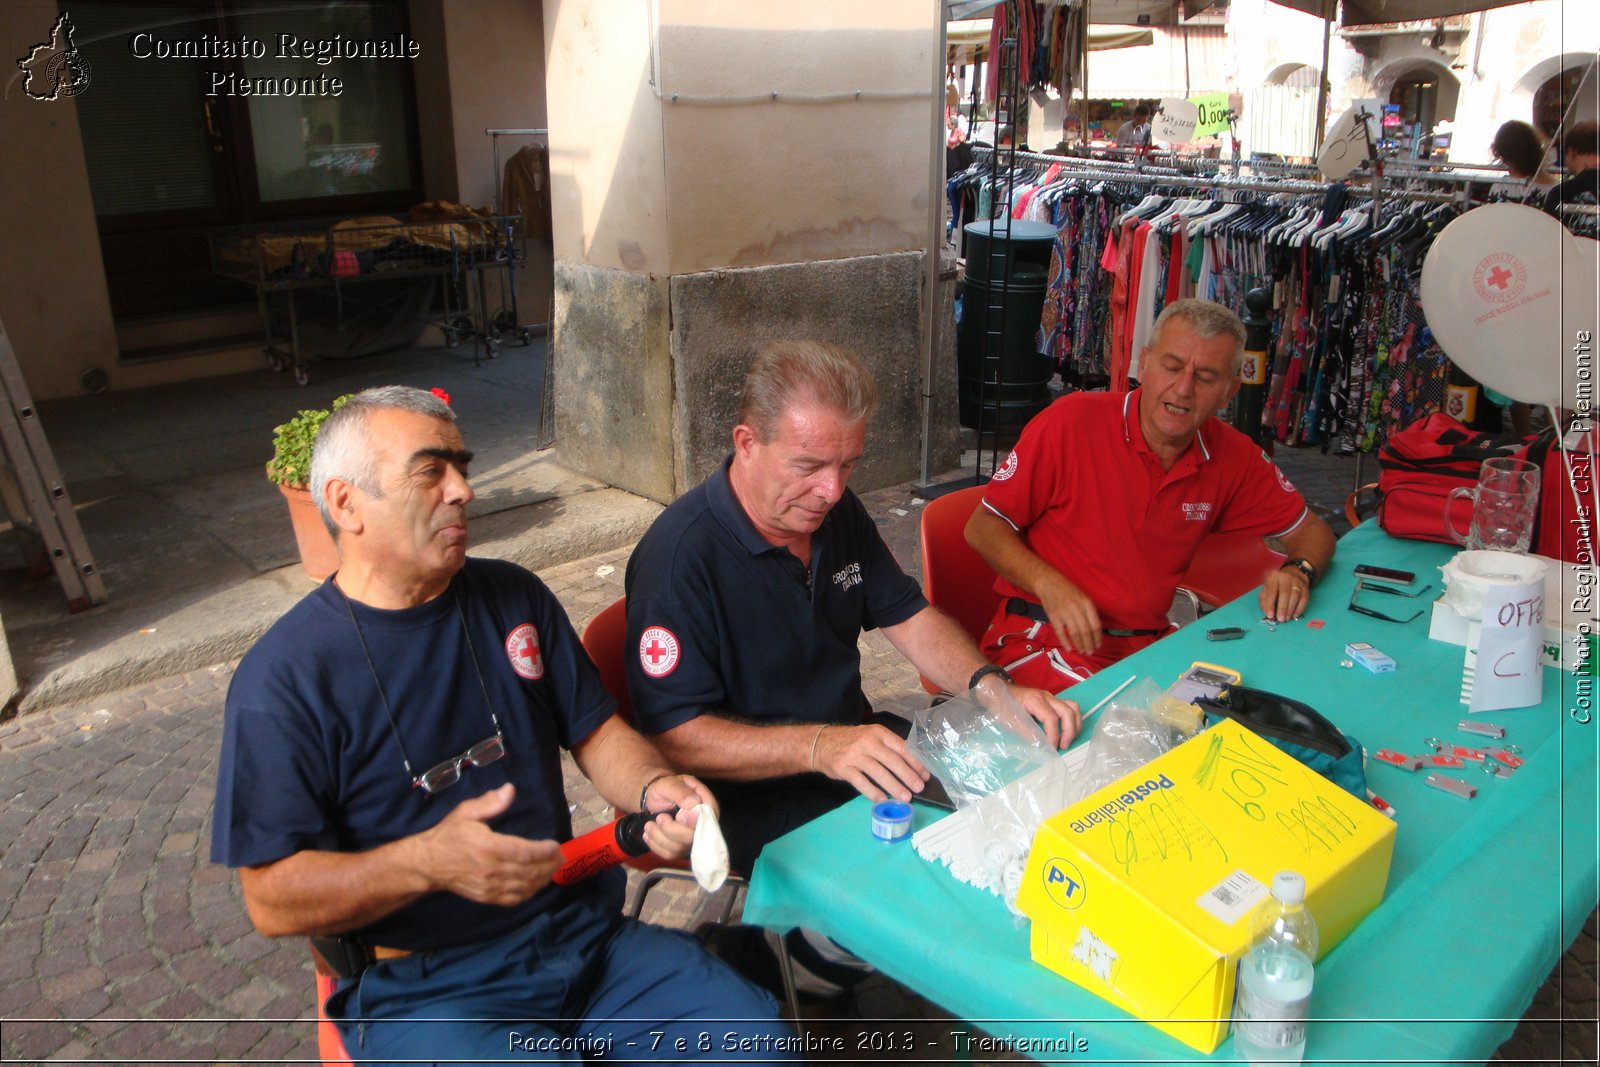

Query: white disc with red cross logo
[1421,203,1594,409]
[505,623,544,680]
[638,626,681,678]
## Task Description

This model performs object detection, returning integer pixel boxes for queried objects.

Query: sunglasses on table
[1347,576,1434,625]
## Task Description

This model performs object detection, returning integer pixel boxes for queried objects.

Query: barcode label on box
[1196,869,1268,926]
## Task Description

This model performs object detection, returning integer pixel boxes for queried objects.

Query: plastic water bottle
[1233,871,1319,1065]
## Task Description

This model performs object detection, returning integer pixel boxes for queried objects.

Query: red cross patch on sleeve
[505,623,544,680]
[638,626,681,678]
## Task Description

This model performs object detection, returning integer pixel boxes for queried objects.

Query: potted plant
[266,394,351,581]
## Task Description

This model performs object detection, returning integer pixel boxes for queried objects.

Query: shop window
[1533,66,1588,138]
[72,0,422,321]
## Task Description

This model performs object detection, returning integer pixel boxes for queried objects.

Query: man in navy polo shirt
[212,386,795,1065]
[965,299,1337,691]
[623,342,1080,992]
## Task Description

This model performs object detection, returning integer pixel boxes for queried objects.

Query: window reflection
[233,0,415,202]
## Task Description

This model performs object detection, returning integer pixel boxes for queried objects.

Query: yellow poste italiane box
[1016,718,1395,1054]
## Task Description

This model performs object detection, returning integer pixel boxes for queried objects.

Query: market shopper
[1545,121,1600,213]
[1115,105,1151,148]
[623,341,1080,995]
[965,299,1337,692]
[211,386,796,1065]
[1489,119,1558,201]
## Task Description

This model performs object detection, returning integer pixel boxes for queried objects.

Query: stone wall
[552,263,675,502]
[555,250,960,504]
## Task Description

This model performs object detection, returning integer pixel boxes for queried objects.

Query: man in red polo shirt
[965,299,1336,691]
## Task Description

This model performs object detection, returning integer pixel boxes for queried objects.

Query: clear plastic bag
[906,678,1197,917]
[905,684,1056,809]
[1059,678,1197,809]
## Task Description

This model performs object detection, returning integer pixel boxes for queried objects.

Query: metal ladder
[0,315,106,613]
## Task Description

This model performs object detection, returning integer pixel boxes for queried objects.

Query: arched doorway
[1533,65,1590,137]
[1372,60,1459,159]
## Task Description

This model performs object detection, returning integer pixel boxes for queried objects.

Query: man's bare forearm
[652,715,824,780]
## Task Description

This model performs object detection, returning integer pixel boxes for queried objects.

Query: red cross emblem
[639,626,681,678]
[993,449,1019,482]
[1472,253,1526,304]
[505,623,543,680]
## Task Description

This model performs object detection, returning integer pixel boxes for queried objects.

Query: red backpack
[1375,413,1557,548]
[1532,425,1597,563]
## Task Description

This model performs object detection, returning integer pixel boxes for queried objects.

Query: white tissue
[1440,550,1549,618]
[689,803,730,893]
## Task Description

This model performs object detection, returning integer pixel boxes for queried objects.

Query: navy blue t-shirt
[210,558,615,951]
[623,456,927,734]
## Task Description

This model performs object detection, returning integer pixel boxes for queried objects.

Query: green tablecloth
[744,523,1598,1064]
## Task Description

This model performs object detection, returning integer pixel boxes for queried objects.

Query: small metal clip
[1423,737,1445,753]
[1373,749,1424,772]
[1425,773,1477,799]
[1457,719,1506,739]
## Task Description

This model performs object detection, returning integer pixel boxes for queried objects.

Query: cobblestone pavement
[1,447,1594,1064]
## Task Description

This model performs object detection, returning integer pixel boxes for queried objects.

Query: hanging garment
[501,144,552,242]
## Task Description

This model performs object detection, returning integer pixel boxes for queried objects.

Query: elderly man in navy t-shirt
[211,386,796,1064]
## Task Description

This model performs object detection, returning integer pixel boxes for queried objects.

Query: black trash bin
[957,219,1056,430]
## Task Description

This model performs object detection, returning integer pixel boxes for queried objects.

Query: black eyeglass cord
[337,579,505,788]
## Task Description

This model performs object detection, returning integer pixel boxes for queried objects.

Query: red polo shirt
[981,390,1308,633]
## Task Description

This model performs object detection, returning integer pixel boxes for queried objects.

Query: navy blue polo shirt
[623,456,927,734]
[210,558,615,952]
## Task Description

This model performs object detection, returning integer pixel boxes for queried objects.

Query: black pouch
[308,935,375,980]
[1194,685,1367,799]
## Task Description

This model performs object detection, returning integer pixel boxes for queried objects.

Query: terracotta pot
[278,483,340,581]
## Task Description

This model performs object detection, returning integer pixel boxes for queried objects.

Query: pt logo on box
[1044,858,1087,910]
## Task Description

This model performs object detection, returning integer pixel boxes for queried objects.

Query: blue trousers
[328,879,799,1065]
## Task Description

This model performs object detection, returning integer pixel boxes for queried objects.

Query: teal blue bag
[1195,685,1367,800]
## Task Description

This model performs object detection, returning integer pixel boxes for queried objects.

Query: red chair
[1345,482,1380,528]
[581,599,804,1022]
[1178,531,1287,611]
[917,485,1000,694]
[921,482,1282,637]
[579,598,746,923]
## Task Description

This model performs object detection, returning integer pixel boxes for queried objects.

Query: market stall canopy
[1076,22,1225,99]
[948,17,1154,51]
[1183,0,1529,26]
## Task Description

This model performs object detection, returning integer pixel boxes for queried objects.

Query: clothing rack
[486,127,549,213]
[976,144,1189,177]
[970,147,1458,202]
[484,127,552,447]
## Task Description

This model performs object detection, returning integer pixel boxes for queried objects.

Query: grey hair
[737,340,879,442]
[1150,298,1248,374]
[309,385,456,534]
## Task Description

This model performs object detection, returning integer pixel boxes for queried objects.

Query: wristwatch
[1281,557,1318,586]
[968,663,1014,691]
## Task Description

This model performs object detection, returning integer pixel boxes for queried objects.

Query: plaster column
[544,0,957,503]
